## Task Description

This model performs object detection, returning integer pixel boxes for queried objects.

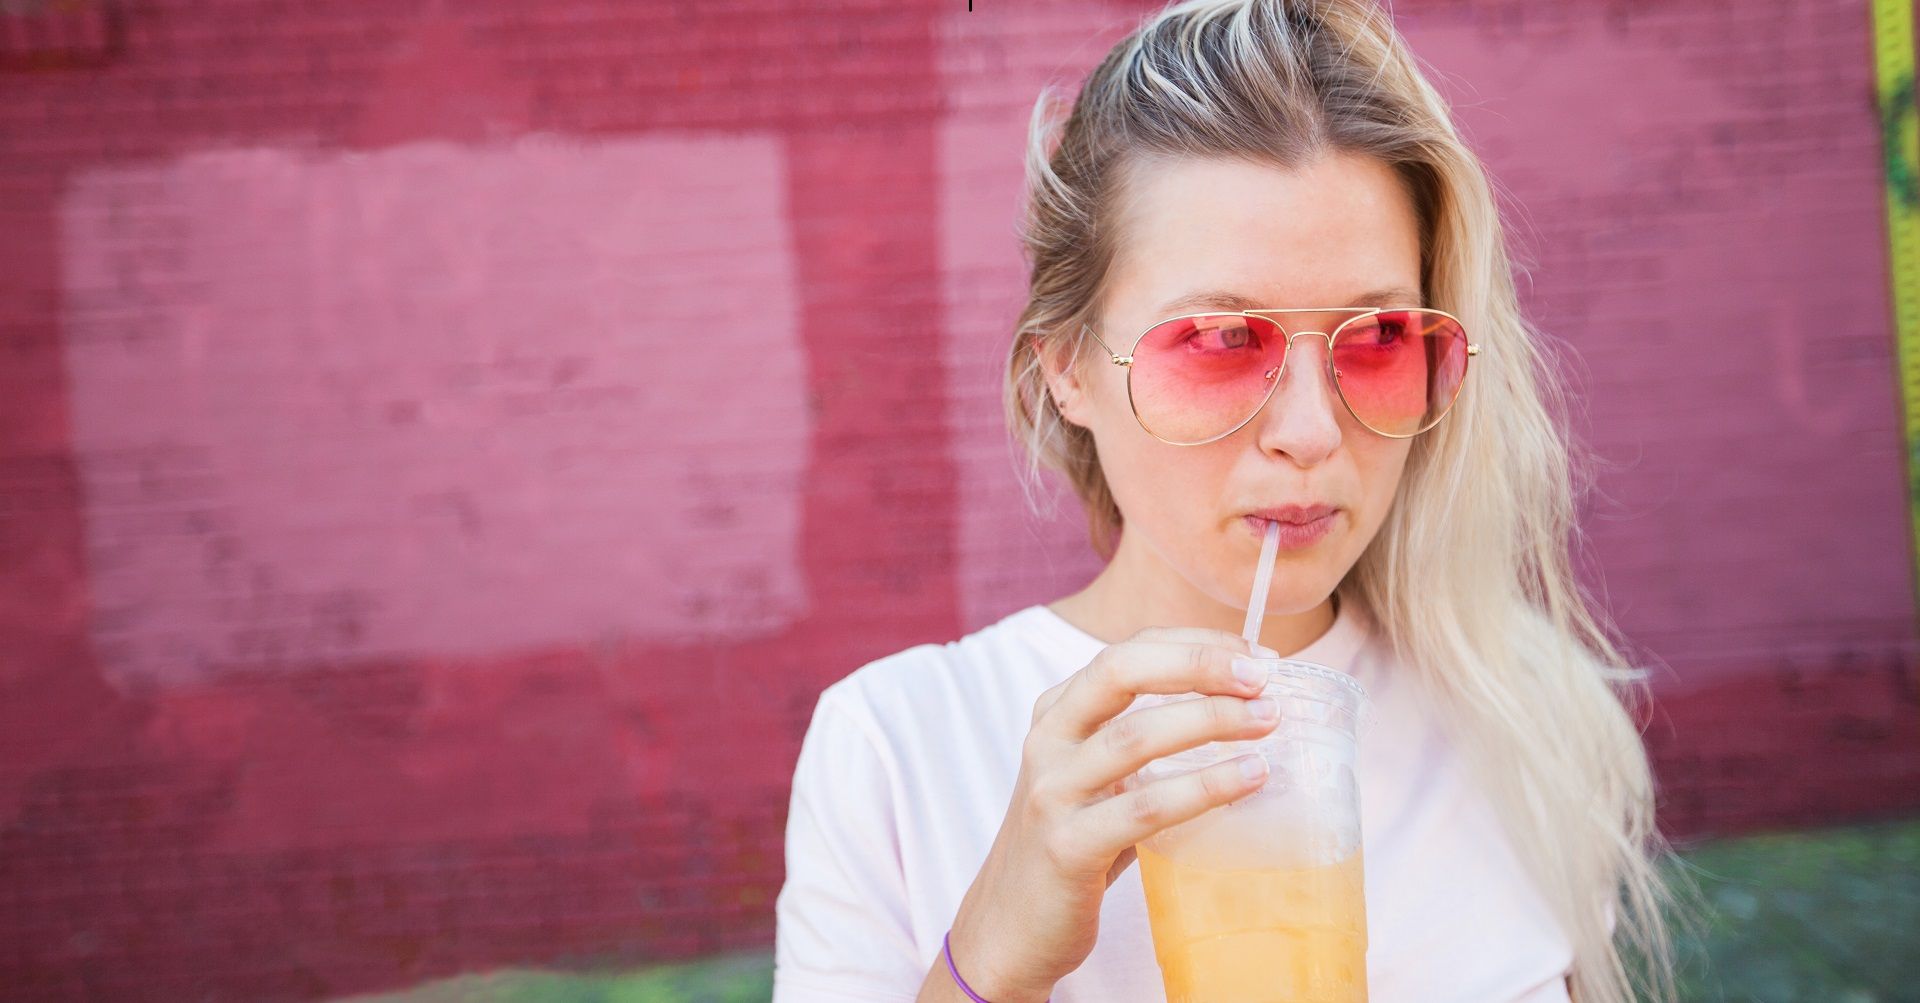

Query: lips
[1247,503,1340,525]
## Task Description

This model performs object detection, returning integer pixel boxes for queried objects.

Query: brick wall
[1,0,1915,998]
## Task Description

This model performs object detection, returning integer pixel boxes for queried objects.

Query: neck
[1047,526,1339,657]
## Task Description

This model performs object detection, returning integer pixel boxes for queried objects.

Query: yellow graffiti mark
[1873,0,1920,607]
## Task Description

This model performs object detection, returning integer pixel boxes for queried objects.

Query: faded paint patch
[60,135,811,688]
[937,2,1113,632]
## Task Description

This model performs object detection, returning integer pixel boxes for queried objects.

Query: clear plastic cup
[1126,658,1372,1003]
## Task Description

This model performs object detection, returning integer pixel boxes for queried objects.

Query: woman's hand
[920,627,1283,1002]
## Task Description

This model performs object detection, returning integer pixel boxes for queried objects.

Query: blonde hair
[1003,1,1686,999]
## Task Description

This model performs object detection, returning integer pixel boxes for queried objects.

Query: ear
[1036,326,1096,429]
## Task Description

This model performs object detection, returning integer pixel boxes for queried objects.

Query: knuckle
[1102,713,1147,759]
[1200,760,1241,800]
[1086,650,1124,692]
[1019,731,1048,773]
[1185,644,1217,679]
[1042,823,1087,871]
[1204,694,1238,731]
[1025,765,1071,813]
[1022,774,1055,817]
[1082,653,1113,691]
[1030,686,1055,726]
[1081,655,1108,692]
[1125,787,1166,828]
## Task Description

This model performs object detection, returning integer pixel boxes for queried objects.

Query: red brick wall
[1,0,1915,998]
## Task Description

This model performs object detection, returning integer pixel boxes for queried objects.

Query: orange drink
[1125,658,1371,1002]
[1137,842,1366,1002]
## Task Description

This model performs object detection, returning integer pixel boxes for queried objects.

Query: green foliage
[347,817,1920,1003]
[341,951,775,1003]
[1664,817,1920,1003]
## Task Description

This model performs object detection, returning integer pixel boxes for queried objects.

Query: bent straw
[1242,520,1281,648]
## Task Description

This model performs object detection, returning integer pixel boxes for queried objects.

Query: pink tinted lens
[1329,310,1469,435]
[1128,314,1286,444]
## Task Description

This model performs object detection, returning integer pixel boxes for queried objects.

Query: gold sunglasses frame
[1079,306,1481,445]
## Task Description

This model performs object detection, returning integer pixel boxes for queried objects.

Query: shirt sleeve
[772,687,926,1002]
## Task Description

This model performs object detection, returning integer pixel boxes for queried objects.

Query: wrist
[945,917,1055,1003]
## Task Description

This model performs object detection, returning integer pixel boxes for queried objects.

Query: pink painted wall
[1,0,1915,997]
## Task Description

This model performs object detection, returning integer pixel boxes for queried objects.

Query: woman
[773,1,1679,1000]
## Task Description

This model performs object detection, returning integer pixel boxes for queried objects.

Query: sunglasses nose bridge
[1262,327,1336,381]
[1250,326,1349,439]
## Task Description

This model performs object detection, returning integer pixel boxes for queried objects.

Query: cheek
[1352,442,1414,526]
[1095,432,1226,534]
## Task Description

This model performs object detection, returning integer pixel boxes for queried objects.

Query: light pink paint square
[60,135,810,686]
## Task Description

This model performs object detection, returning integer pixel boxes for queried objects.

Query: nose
[1251,329,1343,462]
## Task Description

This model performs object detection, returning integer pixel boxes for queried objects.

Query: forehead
[1105,152,1423,317]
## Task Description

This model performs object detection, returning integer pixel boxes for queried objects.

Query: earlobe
[1044,386,1073,425]
[1045,381,1070,415]
[1037,333,1092,429]
[1043,375,1089,429]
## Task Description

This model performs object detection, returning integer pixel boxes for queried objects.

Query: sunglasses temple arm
[1079,323,1122,361]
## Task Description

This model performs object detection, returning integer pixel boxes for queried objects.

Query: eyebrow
[1155,286,1426,314]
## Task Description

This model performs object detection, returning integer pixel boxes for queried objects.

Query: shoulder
[794,605,1099,801]
[817,604,1094,733]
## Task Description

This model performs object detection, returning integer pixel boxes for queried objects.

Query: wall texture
[1,0,1916,998]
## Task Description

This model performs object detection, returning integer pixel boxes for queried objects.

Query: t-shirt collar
[1016,592,1372,689]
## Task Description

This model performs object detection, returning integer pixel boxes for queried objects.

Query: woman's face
[1047,152,1421,617]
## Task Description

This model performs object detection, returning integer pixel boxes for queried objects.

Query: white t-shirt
[772,596,1578,1002]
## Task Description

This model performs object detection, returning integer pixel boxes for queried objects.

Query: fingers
[1040,627,1275,742]
[1019,626,1283,881]
[1051,691,1280,801]
[1105,844,1138,888]
[1031,677,1070,727]
[1084,753,1271,853]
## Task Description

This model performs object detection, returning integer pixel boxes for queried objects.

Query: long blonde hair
[1003,1,1683,999]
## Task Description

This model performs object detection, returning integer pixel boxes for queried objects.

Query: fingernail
[1239,755,1269,783]
[1249,697,1278,722]
[1252,644,1280,658]
[1231,657,1266,687]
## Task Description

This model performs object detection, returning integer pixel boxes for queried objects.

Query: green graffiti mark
[1884,71,1918,211]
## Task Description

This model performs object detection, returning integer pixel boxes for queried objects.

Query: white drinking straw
[1242,520,1281,648]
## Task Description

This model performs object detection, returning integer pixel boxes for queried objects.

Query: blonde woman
[773,1,1678,1000]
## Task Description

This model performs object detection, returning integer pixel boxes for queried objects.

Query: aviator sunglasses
[1079,305,1480,445]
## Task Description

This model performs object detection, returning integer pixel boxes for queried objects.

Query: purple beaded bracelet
[942,929,1050,1003]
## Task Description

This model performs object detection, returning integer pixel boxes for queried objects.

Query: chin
[1245,585,1327,617]
[1210,543,1337,610]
